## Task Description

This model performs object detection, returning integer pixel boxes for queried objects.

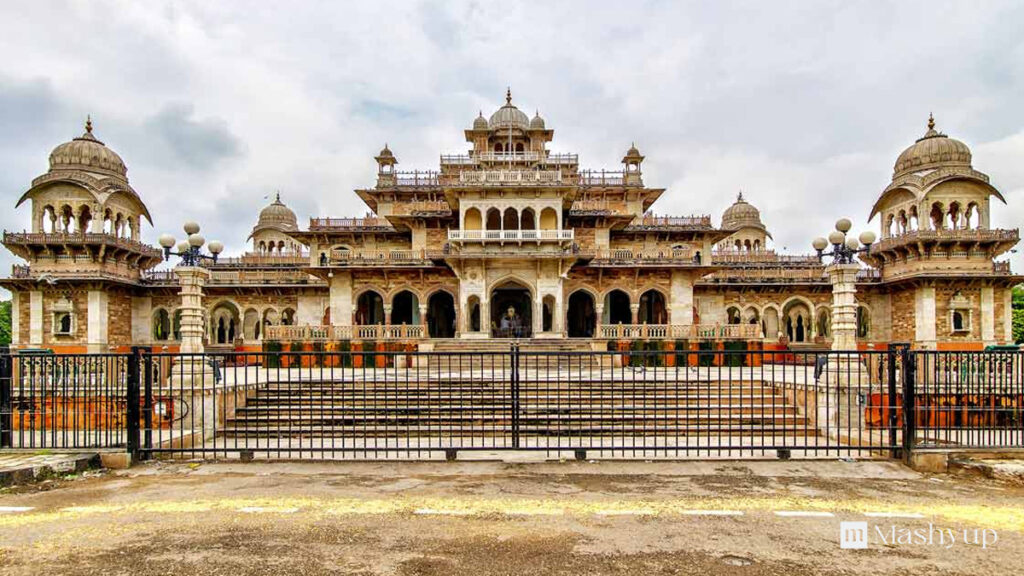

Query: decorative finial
[506,87,511,105]
[85,115,93,134]
[927,112,935,131]
[275,191,281,203]
[737,190,744,202]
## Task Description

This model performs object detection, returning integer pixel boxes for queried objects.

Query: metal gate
[2,345,1022,460]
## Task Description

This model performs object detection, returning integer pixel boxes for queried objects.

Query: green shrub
[264,340,282,368]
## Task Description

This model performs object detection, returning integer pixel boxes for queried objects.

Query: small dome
[893,114,972,177]
[722,192,764,230]
[377,144,394,158]
[473,111,489,130]
[488,88,530,130]
[529,111,545,130]
[257,193,297,231]
[48,117,127,180]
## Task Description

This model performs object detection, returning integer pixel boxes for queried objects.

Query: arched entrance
[210,302,240,345]
[356,291,385,325]
[566,290,596,337]
[427,291,456,338]
[491,280,532,338]
[603,290,631,325]
[390,290,419,327]
[638,289,667,324]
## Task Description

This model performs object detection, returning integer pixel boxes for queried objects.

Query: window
[952,311,966,332]
[53,312,73,336]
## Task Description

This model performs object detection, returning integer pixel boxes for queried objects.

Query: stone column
[328,272,353,327]
[383,305,393,327]
[670,270,695,326]
[981,286,995,345]
[419,304,429,336]
[827,263,860,352]
[10,292,19,346]
[594,303,604,334]
[29,291,42,346]
[914,285,937,350]
[630,303,640,325]
[174,266,210,355]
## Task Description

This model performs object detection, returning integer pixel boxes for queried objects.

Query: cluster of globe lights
[812,218,877,264]
[157,222,223,265]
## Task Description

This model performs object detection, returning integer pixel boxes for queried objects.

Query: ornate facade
[2,96,1019,353]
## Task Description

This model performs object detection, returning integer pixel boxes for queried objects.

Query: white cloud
[1,0,1022,288]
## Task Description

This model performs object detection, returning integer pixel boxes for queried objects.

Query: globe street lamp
[157,222,223,357]
[812,219,875,353]
[158,221,224,266]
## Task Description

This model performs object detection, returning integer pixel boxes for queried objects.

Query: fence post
[886,344,904,459]
[899,344,916,464]
[511,343,520,449]
[142,351,153,460]
[126,346,142,461]
[0,346,11,448]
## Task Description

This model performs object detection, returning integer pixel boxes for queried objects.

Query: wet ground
[0,458,1021,575]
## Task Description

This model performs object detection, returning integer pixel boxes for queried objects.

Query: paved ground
[0,458,1021,575]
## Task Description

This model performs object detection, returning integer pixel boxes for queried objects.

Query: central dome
[893,115,972,177]
[48,118,128,180]
[488,89,530,130]
[257,193,298,230]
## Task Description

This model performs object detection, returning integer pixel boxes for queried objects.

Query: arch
[966,202,980,229]
[427,291,456,338]
[952,310,966,331]
[390,290,420,326]
[726,306,742,324]
[42,205,56,233]
[152,308,171,341]
[603,289,631,325]
[815,307,831,339]
[638,289,667,324]
[356,291,385,325]
[78,205,92,233]
[243,308,260,340]
[930,202,944,230]
[485,208,501,230]
[782,298,812,343]
[856,305,870,339]
[515,142,524,153]
[542,294,555,332]
[209,301,240,345]
[539,207,557,230]
[464,207,482,230]
[467,295,481,332]
[743,306,760,325]
[491,279,532,337]
[567,290,596,337]
[948,201,962,230]
[280,307,295,326]
[502,207,518,230]
[262,307,280,328]
[521,207,536,230]
[60,205,74,233]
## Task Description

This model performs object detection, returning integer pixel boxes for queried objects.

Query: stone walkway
[0,452,100,486]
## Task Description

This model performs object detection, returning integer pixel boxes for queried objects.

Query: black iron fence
[0,345,1021,460]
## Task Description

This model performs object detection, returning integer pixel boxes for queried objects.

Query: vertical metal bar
[143,351,153,459]
[886,346,899,458]
[901,346,916,462]
[511,343,520,449]
[0,346,11,448]
[126,347,142,460]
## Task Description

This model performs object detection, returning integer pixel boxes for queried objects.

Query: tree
[0,300,10,345]
[1013,285,1024,344]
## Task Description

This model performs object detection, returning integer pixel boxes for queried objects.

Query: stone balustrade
[448,229,574,242]
[264,324,425,342]
[598,323,762,340]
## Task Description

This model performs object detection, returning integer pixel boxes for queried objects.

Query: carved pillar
[383,305,393,327]
[630,303,640,325]
[594,304,604,331]
[827,263,859,352]
[174,266,211,355]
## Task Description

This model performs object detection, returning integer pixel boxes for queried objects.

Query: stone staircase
[426,338,598,370]
[219,375,816,443]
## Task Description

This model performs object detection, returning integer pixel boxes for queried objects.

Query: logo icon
[840,521,869,549]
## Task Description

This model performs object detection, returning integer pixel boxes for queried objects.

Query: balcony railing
[327,249,434,266]
[591,247,697,264]
[626,215,713,228]
[448,229,574,242]
[11,265,31,278]
[457,170,563,185]
[215,252,309,266]
[993,261,1012,274]
[711,250,820,265]
[871,228,1019,252]
[2,231,163,255]
[599,324,763,340]
[569,200,628,214]
[389,201,452,215]
[308,217,396,231]
[264,324,425,342]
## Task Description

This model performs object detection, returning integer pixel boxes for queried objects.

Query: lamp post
[813,219,876,352]
[157,222,223,355]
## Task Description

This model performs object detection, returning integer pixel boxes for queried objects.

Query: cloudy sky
[2,0,1023,288]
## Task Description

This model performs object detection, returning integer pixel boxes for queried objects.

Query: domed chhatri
[719,192,772,251]
[488,88,530,130]
[529,110,545,131]
[893,114,972,177]
[473,111,489,131]
[257,192,298,231]
[48,116,128,180]
[722,192,762,228]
